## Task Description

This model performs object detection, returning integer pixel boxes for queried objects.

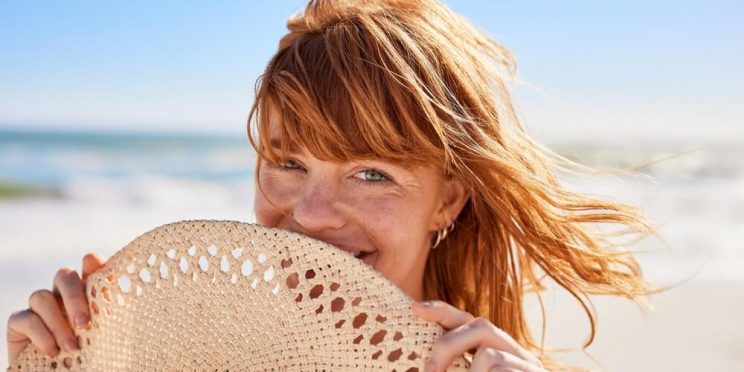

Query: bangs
[248,18,447,168]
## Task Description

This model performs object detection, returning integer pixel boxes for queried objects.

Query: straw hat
[9,220,470,371]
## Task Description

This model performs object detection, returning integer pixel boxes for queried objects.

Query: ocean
[0,128,255,204]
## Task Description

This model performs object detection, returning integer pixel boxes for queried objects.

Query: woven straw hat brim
[9,220,470,371]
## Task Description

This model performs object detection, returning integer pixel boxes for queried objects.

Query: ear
[429,177,469,231]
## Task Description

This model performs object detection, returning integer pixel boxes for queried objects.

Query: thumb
[81,252,107,281]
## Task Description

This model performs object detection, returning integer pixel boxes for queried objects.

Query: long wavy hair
[246,0,660,369]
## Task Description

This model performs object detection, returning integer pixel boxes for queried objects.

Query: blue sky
[1,1,742,142]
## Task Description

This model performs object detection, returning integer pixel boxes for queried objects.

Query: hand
[6,252,107,364]
[412,300,546,372]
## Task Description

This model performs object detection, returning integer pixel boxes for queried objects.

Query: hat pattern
[9,220,470,371]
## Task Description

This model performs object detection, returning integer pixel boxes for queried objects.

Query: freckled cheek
[255,172,300,226]
[346,195,416,252]
[357,197,427,289]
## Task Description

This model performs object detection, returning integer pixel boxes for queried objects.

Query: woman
[6,0,658,370]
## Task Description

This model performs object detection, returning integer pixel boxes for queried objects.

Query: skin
[6,120,546,371]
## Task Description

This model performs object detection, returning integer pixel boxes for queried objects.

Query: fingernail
[63,338,78,352]
[424,359,437,372]
[74,313,89,328]
[416,301,432,307]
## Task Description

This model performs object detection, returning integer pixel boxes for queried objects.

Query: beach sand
[524,282,744,371]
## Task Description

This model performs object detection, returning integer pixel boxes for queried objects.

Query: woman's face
[254,120,468,301]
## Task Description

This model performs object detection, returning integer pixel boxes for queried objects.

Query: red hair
[246,1,660,369]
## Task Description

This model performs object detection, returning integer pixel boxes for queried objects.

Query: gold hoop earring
[432,220,456,250]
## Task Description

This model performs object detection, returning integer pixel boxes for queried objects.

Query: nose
[289,173,346,233]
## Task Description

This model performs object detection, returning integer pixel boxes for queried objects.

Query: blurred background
[1,1,742,370]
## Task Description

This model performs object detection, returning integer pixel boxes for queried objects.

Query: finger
[52,267,90,330]
[412,300,475,330]
[82,252,107,281]
[470,347,545,372]
[7,309,60,361]
[426,317,537,372]
[28,289,79,352]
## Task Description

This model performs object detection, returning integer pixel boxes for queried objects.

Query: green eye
[356,169,388,182]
